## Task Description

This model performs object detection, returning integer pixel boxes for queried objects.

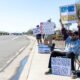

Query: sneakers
[71,74,77,79]
[45,69,52,74]
[71,71,77,79]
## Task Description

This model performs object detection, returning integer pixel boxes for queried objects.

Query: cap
[73,31,79,35]
[36,25,39,27]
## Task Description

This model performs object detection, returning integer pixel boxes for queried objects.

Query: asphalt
[0,36,35,80]
[0,35,30,70]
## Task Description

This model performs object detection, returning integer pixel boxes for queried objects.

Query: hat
[36,25,39,27]
[68,29,78,36]
[73,31,79,35]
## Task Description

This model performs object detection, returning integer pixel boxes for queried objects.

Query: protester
[42,34,45,43]
[59,19,68,40]
[45,19,56,47]
[36,25,42,44]
[45,31,80,78]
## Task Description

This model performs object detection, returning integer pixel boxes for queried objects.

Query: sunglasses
[71,34,78,36]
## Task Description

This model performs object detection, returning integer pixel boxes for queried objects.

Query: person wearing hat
[45,30,80,78]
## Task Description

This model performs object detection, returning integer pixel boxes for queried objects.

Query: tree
[23,29,33,35]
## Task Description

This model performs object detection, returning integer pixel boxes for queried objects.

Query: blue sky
[0,0,78,32]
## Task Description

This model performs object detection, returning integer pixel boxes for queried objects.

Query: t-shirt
[64,37,80,55]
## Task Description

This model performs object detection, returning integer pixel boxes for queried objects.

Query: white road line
[18,46,26,53]
[0,46,26,72]
[11,36,19,40]
[6,46,26,64]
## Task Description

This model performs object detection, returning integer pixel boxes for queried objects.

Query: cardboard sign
[38,43,50,53]
[51,57,71,76]
[40,22,56,35]
[33,27,41,35]
[60,4,77,24]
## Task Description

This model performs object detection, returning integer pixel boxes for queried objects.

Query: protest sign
[33,27,41,35]
[38,43,50,53]
[60,4,77,24]
[40,22,55,35]
[51,57,71,76]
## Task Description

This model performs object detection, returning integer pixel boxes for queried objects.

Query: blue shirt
[64,37,80,55]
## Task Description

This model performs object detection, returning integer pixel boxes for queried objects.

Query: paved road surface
[0,35,30,70]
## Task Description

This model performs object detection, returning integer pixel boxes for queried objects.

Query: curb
[19,40,36,80]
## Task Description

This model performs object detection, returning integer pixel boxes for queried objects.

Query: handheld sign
[33,27,41,35]
[40,22,56,35]
[60,4,77,24]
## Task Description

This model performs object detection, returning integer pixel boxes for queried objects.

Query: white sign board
[38,43,50,53]
[51,57,71,76]
[60,4,78,24]
[40,22,56,34]
[33,27,41,35]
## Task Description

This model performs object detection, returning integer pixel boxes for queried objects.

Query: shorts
[36,34,41,39]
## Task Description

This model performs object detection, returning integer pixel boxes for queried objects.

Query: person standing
[36,25,42,44]
[45,19,56,46]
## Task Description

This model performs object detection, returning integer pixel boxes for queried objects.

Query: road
[0,35,30,70]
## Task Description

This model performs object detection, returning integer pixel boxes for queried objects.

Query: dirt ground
[53,40,65,48]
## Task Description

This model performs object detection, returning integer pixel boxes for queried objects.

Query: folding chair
[77,55,80,70]
[76,55,80,70]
